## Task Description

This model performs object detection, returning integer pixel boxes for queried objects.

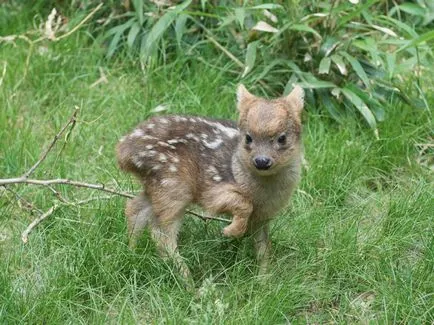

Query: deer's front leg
[253,223,271,276]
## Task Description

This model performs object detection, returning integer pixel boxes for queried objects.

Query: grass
[1,10,433,324]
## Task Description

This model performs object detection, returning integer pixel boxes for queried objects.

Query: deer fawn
[116,84,304,277]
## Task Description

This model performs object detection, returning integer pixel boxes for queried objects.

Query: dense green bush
[4,1,431,131]
[97,0,433,133]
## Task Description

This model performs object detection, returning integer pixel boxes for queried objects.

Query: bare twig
[54,3,103,42]
[21,205,59,243]
[206,35,244,68]
[23,107,79,179]
[186,210,231,223]
[2,186,43,214]
[0,178,134,198]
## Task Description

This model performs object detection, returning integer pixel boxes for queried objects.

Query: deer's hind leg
[147,181,193,279]
[125,193,153,249]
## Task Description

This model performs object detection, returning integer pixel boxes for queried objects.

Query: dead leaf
[252,21,279,33]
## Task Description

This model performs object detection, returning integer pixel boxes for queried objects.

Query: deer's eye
[277,134,287,145]
[245,134,253,145]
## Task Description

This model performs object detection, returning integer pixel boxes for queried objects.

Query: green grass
[1,13,433,324]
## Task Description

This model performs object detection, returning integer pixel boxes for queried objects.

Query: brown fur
[116,84,304,276]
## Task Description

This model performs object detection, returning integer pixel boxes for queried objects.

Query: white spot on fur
[147,123,155,129]
[169,164,178,172]
[167,139,179,144]
[206,165,218,175]
[180,117,187,122]
[171,156,180,163]
[119,136,126,143]
[158,153,168,162]
[141,135,157,140]
[131,129,145,138]
[138,150,156,157]
[160,118,169,124]
[202,138,223,149]
[200,133,208,139]
[186,133,200,142]
[189,118,196,123]
[133,156,145,168]
[206,165,222,182]
[145,144,154,150]
[198,118,239,138]
[158,141,176,150]
[152,165,162,171]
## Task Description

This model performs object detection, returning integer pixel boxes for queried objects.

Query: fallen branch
[54,3,103,42]
[20,195,118,243]
[0,178,135,199]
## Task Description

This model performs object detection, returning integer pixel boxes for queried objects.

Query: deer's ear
[285,85,304,116]
[237,84,255,115]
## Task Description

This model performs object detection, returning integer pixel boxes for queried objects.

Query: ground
[0,16,433,324]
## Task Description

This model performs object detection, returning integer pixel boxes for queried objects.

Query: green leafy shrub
[101,0,433,133]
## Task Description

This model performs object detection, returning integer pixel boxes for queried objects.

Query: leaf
[142,0,192,58]
[318,57,331,74]
[175,14,189,47]
[283,74,298,95]
[336,0,377,29]
[250,4,283,10]
[254,59,301,81]
[106,20,136,58]
[376,16,418,38]
[353,37,382,67]
[319,36,340,57]
[298,77,336,89]
[340,52,370,88]
[252,21,279,33]
[369,24,397,37]
[289,24,322,39]
[127,22,141,48]
[242,41,258,77]
[346,83,385,122]
[317,89,343,122]
[385,53,396,79]
[132,0,144,25]
[235,8,245,28]
[331,54,347,75]
[396,3,426,17]
[341,87,377,132]
[398,30,434,52]
[263,9,278,23]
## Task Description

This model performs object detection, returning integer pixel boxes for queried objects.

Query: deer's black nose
[253,156,272,170]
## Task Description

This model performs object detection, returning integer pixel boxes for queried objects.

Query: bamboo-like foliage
[100,0,433,133]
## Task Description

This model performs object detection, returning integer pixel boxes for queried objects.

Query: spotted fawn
[116,84,304,276]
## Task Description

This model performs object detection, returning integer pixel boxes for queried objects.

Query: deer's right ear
[237,84,254,115]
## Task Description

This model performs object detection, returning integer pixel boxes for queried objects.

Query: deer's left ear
[285,85,304,116]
